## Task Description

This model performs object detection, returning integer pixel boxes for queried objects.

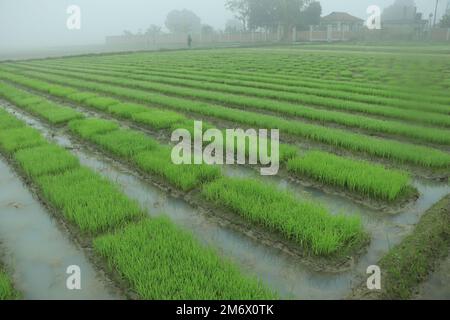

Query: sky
[1,0,449,49]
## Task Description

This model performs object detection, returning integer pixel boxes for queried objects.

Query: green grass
[15,145,80,179]
[68,118,119,139]
[202,177,365,256]
[0,269,20,300]
[0,127,46,155]
[36,167,144,234]
[91,129,159,158]
[4,69,448,168]
[134,147,221,191]
[287,151,412,201]
[94,218,276,300]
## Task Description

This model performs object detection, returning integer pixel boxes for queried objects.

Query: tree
[165,9,201,34]
[201,24,215,35]
[440,13,450,28]
[225,19,244,32]
[145,25,162,36]
[298,1,321,30]
[225,0,251,30]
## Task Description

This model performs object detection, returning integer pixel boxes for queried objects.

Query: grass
[0,109,24,130]
[91,129,159,158]
[36,167,144,234]
[4,69,449,168]
[94,218,276,300]
[0,108,277,299]
[68,118,119,138]
[134,147,221,191]
[202,177,365,256]
[287,151,412,201]
[0,269,20,300]
[0,127,46,155]
[357,195,450,299]
[15,145,80,179]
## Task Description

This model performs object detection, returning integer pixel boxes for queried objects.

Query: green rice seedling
[47,85,77,98]
[0,127,46,155]
[27,101,83,124]
[107,102,149,118]
[67,92,98,103]
[36,167,144,234]
[0,269,19,300]
[134,147,221,191]
[94,218,276,299]
[91,129,159,158]
[83,96,120,110]
[131,109,186,130]
[14,144,80,179]
[287,151,412,201]
[202,177,365,256]
[68,118,119,139]
[0,108,24,130]
[13,96,46,108]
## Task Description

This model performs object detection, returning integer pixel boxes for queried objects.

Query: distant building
[381,0,427,37]
[320,12,364,32]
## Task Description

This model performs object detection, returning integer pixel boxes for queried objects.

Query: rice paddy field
[0,44,449,300]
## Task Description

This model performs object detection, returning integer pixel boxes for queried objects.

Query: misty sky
[1,0,448,49]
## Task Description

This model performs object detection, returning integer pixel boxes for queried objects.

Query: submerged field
[0,45,449,300]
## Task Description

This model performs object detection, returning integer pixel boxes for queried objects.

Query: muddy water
[0,160,121,300]
[5,106,450,299]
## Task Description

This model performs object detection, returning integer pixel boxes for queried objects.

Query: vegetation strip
[2,69,449,169]
[0,81,368,255]
[0,107,275,299]
[0,267,19,300]
[0,80,415,203]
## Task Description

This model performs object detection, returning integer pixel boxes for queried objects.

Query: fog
[0,0,448,50]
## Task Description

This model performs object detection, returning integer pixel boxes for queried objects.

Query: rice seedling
[202,177,365,256]
[0,269,20,300]
[134,147,221,191]
[0,108,24,130]
[0,127,46,155]
[3,69,449,168]
[36,167,144,234]
[131,109,186,130]
[287,151,412,201]
[84,96,120,110]
[107,102,149,118]
[90,129,159,158]
[94,218,276,300]
[68,118,119,138]
[14,145,80,179]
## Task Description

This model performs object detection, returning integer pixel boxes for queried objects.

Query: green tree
[225,0,251,30]
[440,14,450,28]
[298,1,321,30]
[165,9,201,34]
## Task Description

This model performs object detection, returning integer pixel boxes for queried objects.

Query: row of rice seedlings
[0,112,143,234]
[45,63,450,144]
[7,92,364,256]
[0,268,20,300]
[287,151,412,201]
[90,55,450,105]
[3,83,413,202]
[202,177,366,256]
[3,69,449,168]
[0,82,83,124]
[0,71,299,163]
[0,108,274,299]
[41,61,450,117]
[13,63,450,129]
[68,119,221,191]
[93,218,275,299]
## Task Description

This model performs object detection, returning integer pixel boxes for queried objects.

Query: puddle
[4,106,450,299]
[0,159,122,300]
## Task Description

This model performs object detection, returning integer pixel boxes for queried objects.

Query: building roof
[321,12,364,23]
